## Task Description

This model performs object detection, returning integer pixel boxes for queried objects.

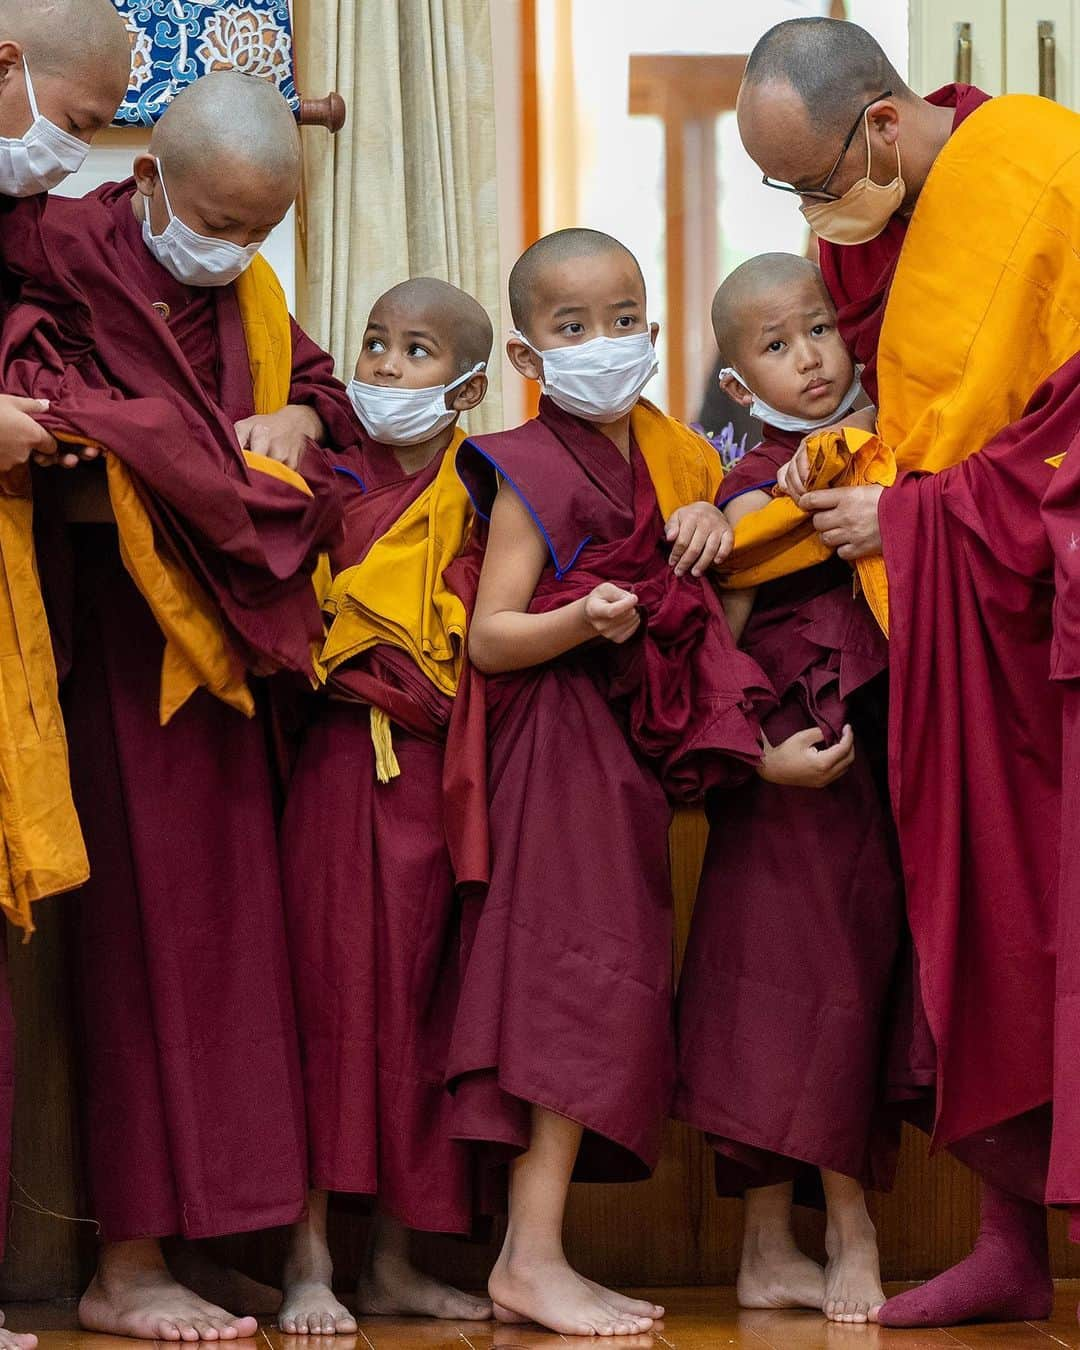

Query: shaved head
[742,18,909,140]
[1,0,130,82]
[712,253,828,364]
[0,0,131,135]
[373,276,493,373]
[151,71,301,195]
[509,228,645,331]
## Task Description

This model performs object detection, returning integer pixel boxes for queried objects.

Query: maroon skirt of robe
[61,526,307,1242]
[446,651,675,1180]
[280,698,474,1234]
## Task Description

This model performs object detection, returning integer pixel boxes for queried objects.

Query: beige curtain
[296,0,502,432]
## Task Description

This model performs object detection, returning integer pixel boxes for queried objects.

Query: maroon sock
[876,1182,1052,1328]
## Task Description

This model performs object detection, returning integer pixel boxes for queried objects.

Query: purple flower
[690,421,748,471]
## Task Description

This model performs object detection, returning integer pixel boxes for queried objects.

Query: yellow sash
[631,398,724,514]
[0,468,87,931]
[321,427,471,698]
[722,94,1080,632]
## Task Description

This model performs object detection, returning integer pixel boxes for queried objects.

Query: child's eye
[614,315,637,329]
[560,322,585,336]
[366,338,386,353]
[407,344,431,359]
[765,340,785,353]
[810,323,830,337]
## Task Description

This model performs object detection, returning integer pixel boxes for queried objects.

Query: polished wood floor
[8,1286,1080,1350]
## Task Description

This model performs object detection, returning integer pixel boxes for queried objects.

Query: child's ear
[507,337,542,383]
[132,153,159,199]
[719,372,753,409]
[451,371,488,413]
[649,321,660,346]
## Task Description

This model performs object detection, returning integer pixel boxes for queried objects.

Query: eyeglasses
[761,91,893,201]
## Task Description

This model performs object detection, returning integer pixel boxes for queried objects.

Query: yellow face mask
[801,112,905,245]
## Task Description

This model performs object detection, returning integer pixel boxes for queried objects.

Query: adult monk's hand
[798,484,885,560]
[235,404,325,471]
[0,395,59,470]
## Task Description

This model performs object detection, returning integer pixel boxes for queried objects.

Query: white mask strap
[444,361,487,396]
[21,57,41,123]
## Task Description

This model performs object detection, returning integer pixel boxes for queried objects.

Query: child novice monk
[448,229,855,1336]
[674,253,908,1324]
[277,277,493,1334]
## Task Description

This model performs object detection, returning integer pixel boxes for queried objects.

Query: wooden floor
[8,1287,1080,1350]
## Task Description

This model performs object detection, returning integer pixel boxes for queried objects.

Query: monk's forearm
[469,599,593,674]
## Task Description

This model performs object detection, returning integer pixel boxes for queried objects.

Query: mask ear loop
[20,56,41,124]
[862,109,903,186]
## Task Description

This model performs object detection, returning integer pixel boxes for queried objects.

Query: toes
[279,1318,297,1335]
[157,1322,184,1341]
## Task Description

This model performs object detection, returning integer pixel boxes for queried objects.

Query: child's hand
[757,724,855,788]
[776,446,811,500]
[779,404,878,502]
[583,583,641,644]
[665,501,733,576]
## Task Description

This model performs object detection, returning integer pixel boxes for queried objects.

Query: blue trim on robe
[717,477,777,511]
[332,464,367,491]
[456,438,592,581]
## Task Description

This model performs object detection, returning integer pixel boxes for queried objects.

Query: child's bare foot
[823,1230,885,1323]
[79,1255,258,1342]
[357,1265,490,1321]
[736,1243,826,1311]
[821,1170,885,1323]
[0,1310,37,1350]
[581,1281,664,1321]
[279,1281,357,1337]
[280,1191,358,1335]
[490,1251,655,1336]
[167,1243,283,1319]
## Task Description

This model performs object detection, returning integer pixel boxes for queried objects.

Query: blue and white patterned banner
[111,1,299,126]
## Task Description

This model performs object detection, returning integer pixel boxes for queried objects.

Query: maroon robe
[0,185,357,1242]
[445,398,774,1179]
[675,430,911,1196]
[280,437,476,1234]
[1038,396,1080,1230]
[818,84,990,404]
[880,358,1073,1167]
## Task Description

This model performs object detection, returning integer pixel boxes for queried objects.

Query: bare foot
[279,1280,357,1337]
[581,1280,664,1321]
[736,1243,826,1311]
[168,1243,283,1319]
[357,1263,491,1321]
[490,1252,654,1336]
[79,1268,259,1342]
[823,1231,885,1324]
[0,1310,37,1350]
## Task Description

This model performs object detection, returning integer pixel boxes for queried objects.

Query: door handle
[1038,20,1056,100]
[955,21,972,83]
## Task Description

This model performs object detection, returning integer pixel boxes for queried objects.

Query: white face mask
[347,363,486,447]
[719,365,863,434]
[141,158,263,288]
[0,57,89,197]
[513,329,659,423]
